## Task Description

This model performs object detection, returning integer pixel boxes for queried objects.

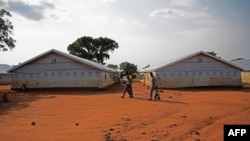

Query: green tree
[107,64,118,70]
[119,61,138,74]
[0,8,16,52]
[67,36,119,64]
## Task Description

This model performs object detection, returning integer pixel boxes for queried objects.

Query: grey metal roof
[8,49,118,73]
[140,51,243,72]
[231,59,250,70]
[0,64,11,73]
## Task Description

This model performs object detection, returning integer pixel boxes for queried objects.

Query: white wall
[0,73,12,85]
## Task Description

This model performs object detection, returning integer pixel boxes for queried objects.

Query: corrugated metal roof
[62,50,118,72]
[8,49,118,73]
[140,55,185,72]
[231,59,250,70]
[140,51,243,72]
[0,64,11,73]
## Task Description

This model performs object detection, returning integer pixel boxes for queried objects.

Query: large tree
[0,8,16,52]
[67,36,119,64]
[119,61,138,74]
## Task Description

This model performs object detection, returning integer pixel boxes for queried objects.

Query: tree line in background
[107,62,138,74]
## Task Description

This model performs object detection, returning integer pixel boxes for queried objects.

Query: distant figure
[148,72,156,100]
[2,93,9,102]
[22,84,27,91]
[121,71,133,98]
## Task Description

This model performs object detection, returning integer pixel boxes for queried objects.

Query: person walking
[148,72,156,100]
[128,72,134,98]
[121,71,133,98]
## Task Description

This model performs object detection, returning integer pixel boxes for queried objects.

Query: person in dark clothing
[128,72,134,98]
[148,72,156,100]
[22,84,27,91]
[121,72,133,98]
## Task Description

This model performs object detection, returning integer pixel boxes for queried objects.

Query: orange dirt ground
[0,81,250,141]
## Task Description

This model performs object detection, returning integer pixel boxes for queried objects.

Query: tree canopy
[67,36,119,64]
[119,61,138,74]
[0,8,16,52]
[107,64,118,70]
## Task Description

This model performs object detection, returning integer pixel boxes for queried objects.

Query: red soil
[0,81,250,141]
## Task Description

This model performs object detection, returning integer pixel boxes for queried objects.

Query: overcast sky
[1,0,250,69]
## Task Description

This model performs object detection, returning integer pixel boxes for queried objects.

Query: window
[220,71,223,76]
[206,72,210,76]
[199,72,202,77]
[44,73,48,78]
[198,57,202,63]
[15,73,19,78]
[171,73,175,78]
[52,59,56,64]
[213,71,216,76]
[57,72,62,78]
[81,72,85,77]
[96,72,100,77]
[66,72,70,77]
[51,72,55,78]
[178,72,182,78]
[36,73,40,78]
[88,72,92,77]
[185,72,189,77]
[233,71,237,76]
[73,72,77,77]
[192,72,196,77]
[29,73,33,79]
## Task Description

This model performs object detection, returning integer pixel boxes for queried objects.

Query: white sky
[0,0,250,69]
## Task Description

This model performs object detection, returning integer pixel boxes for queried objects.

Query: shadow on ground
[0,91,55,116]
[132,96,188,105]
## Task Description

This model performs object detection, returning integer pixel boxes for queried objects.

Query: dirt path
[0,81,250,141]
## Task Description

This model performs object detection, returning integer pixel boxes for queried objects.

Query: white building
[231,59,250,87]
[0,64,12,85]
[140,51,243,88]
[7,49,118,90]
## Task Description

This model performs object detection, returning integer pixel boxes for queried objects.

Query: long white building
[7,49,118,90]
[140,51,243,88]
